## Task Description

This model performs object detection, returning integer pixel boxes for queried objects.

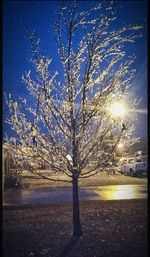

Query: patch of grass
[21,171,147,189]
[3,199,147,257]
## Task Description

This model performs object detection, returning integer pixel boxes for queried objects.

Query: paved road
[3,184,147,206]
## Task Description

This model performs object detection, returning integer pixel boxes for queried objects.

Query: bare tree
[5,1,142,237]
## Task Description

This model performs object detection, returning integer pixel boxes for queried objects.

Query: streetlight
[109,102,126,118]
[117,143,124,149]
[109,101,127,131]
[108,101,127,171]
[116,142,125,157]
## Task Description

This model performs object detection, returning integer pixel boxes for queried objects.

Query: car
[119,156,147,177]
[4,175,22,189]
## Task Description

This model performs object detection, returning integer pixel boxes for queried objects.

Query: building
[2,144,11,190]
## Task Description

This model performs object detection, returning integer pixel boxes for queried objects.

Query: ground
[21,170,147,188]
[3,199,147,257]
[3,172,147,257]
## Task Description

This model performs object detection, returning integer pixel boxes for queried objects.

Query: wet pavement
[2,184,147,206]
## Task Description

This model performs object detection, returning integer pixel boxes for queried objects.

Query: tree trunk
[72,176,82,237]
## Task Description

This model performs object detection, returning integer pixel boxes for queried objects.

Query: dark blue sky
[3,0,147,140]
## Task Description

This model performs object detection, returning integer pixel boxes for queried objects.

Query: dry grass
[3,199,147,257]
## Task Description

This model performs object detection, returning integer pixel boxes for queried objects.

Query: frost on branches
[5,1,142,182]
[5,1,143,236]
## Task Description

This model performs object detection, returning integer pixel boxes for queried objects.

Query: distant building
[2,144,11,189]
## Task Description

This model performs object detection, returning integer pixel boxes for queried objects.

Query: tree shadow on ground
[57,235,80,257]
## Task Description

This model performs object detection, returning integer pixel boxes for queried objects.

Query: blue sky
[3,0,147,139]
